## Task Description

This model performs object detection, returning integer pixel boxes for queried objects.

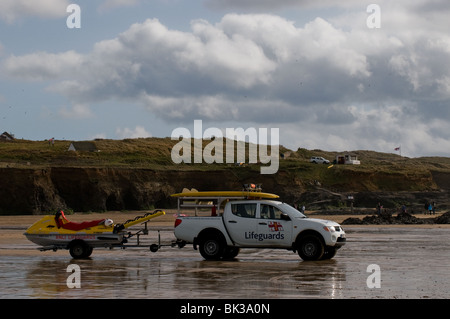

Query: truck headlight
[324,226,336,232]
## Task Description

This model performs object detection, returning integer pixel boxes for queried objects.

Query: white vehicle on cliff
[310,156,330,164]
[172,187,346,261]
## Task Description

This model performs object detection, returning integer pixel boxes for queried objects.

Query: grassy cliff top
[1,137,450,185]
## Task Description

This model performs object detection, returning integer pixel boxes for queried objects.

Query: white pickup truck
[173,193,346,261]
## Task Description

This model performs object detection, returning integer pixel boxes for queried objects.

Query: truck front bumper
[335,236,346,247]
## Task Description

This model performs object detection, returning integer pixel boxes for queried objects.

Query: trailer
[24,209,175,258]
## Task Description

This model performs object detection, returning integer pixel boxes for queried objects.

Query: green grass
[1,137,450,192]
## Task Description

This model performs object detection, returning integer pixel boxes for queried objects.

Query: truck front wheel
[297,234,324,261]
[321,246,337,260]
[199,237,225,260]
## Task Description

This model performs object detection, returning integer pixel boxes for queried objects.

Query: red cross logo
[268,221,283,232]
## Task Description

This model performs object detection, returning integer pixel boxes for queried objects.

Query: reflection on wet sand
[20,257,345,298]
[172,258,345,298]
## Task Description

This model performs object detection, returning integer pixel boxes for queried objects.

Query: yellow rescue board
[171,191,279,199]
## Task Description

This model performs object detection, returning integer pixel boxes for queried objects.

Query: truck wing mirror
[280,213,290,221]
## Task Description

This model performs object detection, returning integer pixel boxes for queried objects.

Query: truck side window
[260,204,284,220]
[231,203,257,218]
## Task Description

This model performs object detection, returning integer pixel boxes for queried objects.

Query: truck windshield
[279,203,307,218]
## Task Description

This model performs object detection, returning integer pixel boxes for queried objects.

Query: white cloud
[3,14,374,110]
[280,102,450,158]
[2,5,450,156]
[0,0,70,23]
[4,51,83,81]
[116,126,152,139]
[204,0,364,11]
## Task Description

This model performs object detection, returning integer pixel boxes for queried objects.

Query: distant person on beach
[428,203,433,215]
[432,202,436,215]
[376,202,382,215]
[424,202,429,215]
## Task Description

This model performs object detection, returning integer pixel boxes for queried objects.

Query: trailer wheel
[199,236,225,260]
[69,240,92,259]
[176,240,186,249]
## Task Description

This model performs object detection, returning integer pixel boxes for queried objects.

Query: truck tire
[297,234,324,261]
[199,236,225,260]
[69,240,92,259]
[222,247,240,260]
[321,247,337,260]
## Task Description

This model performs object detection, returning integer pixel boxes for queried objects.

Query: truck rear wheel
[297,234,324,261]
[222,247,240,260]
[199,237,225,260]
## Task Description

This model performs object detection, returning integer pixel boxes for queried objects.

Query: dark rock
[341,217,364,225]
[342,211,433,225]
[394,212,423,224]
[434,211,450,224]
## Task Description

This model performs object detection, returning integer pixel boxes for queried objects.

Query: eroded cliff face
[0,167,446,215]
[0,168,299,214]
[1,168,63,215]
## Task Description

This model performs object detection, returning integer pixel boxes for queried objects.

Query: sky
[1,0,450,158]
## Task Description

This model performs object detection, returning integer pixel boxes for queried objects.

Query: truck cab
[224,200,293,247]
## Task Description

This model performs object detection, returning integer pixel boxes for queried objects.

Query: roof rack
[171,185,279,216]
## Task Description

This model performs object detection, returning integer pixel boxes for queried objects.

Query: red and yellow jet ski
[24,209,165,258]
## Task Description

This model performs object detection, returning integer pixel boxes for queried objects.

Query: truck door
[257,203,292,247]
[224,202,258,246]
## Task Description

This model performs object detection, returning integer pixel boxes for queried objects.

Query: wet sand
[1,211,449,299]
